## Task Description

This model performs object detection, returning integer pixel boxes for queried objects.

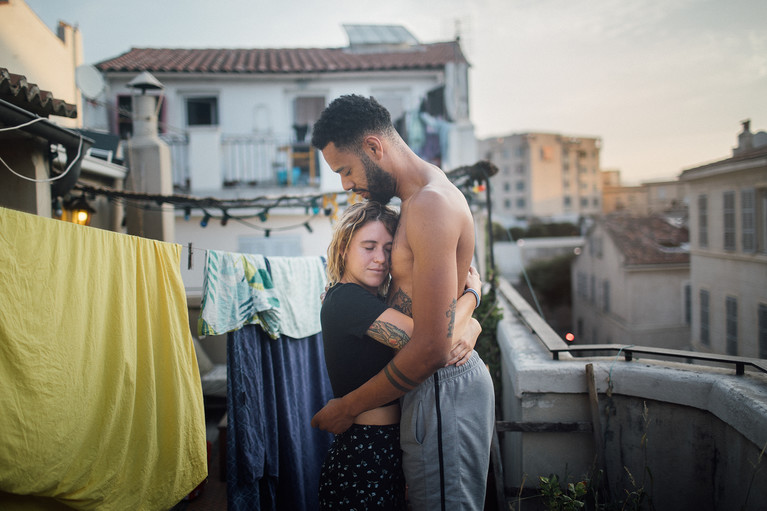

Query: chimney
[734,119,753,156]
[124,72,175,242]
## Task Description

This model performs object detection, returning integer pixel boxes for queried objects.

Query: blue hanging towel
[226,325,334,511]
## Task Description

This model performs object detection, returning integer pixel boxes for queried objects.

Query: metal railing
[160,133,190,191]
[221,134,287,188]
[497,279,767,376]
[160,133,316,191]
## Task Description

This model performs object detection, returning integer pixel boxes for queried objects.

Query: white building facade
[84,26,478,296]
[680,120,767,358]
[571,214,691,349]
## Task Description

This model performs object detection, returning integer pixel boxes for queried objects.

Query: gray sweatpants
[400,350,495,511]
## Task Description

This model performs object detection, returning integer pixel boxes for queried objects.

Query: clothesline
[74,182,359,214]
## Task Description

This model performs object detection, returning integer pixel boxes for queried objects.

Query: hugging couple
[311,94,495,510]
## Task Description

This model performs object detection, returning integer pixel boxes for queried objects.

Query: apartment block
[479,133,602,225]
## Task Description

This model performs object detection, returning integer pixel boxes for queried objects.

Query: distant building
[571,214,690,348]
[479,132,602,225]
[601,169,687,220]
[680,119,767,358]
[0,0,127,229]
[0,0,83,130]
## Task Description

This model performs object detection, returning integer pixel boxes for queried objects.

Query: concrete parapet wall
[496,280,767,509]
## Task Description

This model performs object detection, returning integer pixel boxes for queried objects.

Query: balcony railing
[498,278,767,376]
[161,133,190,191]
[161,133,319,192]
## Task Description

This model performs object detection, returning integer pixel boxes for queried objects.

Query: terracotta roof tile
[0,68,77,118]
[95,42,467,75]
[602,214,689,266]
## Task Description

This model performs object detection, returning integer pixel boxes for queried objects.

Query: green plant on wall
[473,282,503,404]
[539,474,588,511]
[475,216,504,406]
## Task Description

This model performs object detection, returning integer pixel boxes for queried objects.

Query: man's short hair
[311,94,393,152]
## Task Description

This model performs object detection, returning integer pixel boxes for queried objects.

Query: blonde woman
[318,201,482,510]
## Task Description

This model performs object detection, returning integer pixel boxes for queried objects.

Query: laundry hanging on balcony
[198,249,326,339]
[0,206,207,511]
[198,249,333,511]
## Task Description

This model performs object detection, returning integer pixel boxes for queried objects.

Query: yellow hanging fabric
[0,207,207,511]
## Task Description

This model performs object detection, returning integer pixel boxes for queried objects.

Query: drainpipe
[0,98,93,198]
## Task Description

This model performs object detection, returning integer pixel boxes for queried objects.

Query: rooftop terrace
[493,278,767,510]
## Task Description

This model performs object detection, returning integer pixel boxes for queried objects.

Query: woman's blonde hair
[326,201,399,295]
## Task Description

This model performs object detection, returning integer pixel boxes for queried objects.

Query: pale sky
[25,0,767,185]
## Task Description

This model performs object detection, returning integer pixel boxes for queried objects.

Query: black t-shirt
[321,283,395,401]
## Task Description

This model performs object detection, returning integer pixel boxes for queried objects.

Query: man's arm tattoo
[389,288,413,317]
[368,320,411,349]
[446,298,457,338]
[383,362,414,393]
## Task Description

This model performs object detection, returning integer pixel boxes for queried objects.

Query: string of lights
[72,182,364,232]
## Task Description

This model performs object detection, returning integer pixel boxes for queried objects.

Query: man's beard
[361,153,397,204]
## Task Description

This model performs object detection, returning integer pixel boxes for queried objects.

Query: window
[564,196,572,207]
[504,199,511,209]
[726,296,738,355]
[759,304,767,359]
[186,96,218,126]
[516,181,525,191]
[742,188,756,252]
[503,182,511,192]
[760,188,767,253]
[590,275,595,304]
[581,197,589,207]
[602,280,610,313]
[577,272,587,298]
[724,191,736,251]
[516,198,526,209]
[516,164,525,174]
[684,284,691,326]
[700,289,710,346]
[293,96,326,141]
[698,195,708,248]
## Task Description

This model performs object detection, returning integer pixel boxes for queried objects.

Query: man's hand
[465,266,481,296]
[446,317,482,366]
[311,398,355,434]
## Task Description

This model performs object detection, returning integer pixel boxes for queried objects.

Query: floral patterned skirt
[319,423,406,510]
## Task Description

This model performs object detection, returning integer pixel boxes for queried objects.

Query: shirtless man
[310,94,495,510]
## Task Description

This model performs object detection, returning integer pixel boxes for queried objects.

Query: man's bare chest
[388,217,414,315]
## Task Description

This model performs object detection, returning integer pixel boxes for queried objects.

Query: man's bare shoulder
[407,181,468,219]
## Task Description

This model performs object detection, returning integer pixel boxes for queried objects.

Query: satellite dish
[75,64,106,100]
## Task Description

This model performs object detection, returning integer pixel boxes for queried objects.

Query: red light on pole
[565,332,575,342]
